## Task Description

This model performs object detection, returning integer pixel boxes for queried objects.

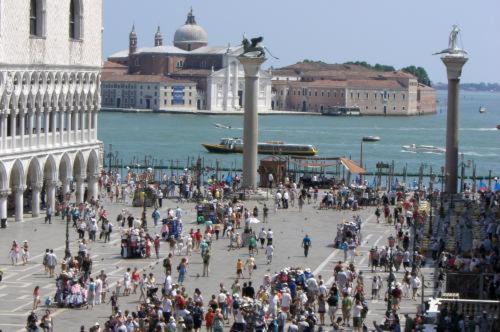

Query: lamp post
[360,136,380,182]
[141,167,153,230]
[386,235,396,315]
[64,217,71,260]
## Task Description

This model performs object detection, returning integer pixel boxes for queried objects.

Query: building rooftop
[102,72,194,84]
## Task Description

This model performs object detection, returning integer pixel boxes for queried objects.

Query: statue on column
[433,25,468,56]
[241,35,279,59]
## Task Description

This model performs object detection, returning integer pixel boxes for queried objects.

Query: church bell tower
[129,24,138,55]
[154,26,163,47]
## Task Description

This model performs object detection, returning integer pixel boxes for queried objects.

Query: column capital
[12,185,26,193]
[0,189,10,198]
[237,56,267,77]
[441,55,468,80]
[46,180,58,188]
[31,182,43,191]
[74,174,86,181]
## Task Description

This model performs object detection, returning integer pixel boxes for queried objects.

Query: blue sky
[103,0,500,83]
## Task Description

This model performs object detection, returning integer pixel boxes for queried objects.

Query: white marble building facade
[0,0,103,222]
[207,53,272,112]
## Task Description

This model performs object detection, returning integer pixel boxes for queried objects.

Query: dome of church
[173,9,208,50]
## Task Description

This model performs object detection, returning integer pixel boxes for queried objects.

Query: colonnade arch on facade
[0,148,101,222]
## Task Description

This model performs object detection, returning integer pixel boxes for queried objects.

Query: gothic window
[30,0,45,37]
[30,0,38,35]
[69,0,83,39]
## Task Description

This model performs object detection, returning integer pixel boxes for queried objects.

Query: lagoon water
[98,91,500,177]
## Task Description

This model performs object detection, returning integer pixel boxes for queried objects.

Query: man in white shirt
[265,244,274,264]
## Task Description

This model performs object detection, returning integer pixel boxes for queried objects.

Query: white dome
[173,9,208,46]
[174,24,208,44]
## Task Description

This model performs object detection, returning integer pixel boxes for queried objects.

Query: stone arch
[0,161,8,191]
[86,149,100,199]
[59,153,72,196]
[9,159,26,221]
[46,71,55,94]
[9,159,25,188]
[26,157,43,188]
[43,155,57,182]
[13,71,23,96]
[73,151,85,179]
[54,72,63,94]
[1,91,11,111]
[22,71,31,96]
[61,72,69,95]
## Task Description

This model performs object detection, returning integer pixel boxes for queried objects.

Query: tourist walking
[302,234,312,257]
[265,244,274,264]
[9,240,20,265]
[22,240,30,265]
[40,309,54,332]
[32,286,41,310]
[45,206,52,224]
[46,250,57,277]
[202,249,211,277]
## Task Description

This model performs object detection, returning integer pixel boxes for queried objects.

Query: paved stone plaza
[0,195,434,331]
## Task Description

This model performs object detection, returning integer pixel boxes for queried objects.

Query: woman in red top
[33,286,41,310]
[205,308,215,332]
[131,268,141,294]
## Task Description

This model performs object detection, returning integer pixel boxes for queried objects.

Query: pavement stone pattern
[0,194,434,331]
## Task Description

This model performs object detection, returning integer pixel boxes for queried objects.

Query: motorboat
[496,124,500,130]
[402,144,445,154]
[213,123,232,129]
[202,137,318,156]
[362,136,381,142]
[478,106,487,114]
[321,107,361,116]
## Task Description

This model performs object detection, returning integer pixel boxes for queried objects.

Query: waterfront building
[272,62,436,115]
[0,0,103,222]
[104,9,272,112]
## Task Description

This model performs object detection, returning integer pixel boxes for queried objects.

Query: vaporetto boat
[202,138,318,156]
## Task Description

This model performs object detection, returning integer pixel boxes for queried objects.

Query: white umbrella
[246,217,261,224]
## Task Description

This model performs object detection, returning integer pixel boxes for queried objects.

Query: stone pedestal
[442,55,467,194]
[238,56,266,190]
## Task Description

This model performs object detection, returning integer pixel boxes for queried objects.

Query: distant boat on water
[478,106,487,113]
[214,123,232,129]
[402,144,445,154]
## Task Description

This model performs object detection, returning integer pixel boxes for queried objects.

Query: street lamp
[141,167,153,230]
[64,217,71,260]
[360,136,381,182]
[386,235,396,315]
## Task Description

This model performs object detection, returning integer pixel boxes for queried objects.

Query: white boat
[479,106,487,113]
[402,144,445,154]
[213,123,232,129]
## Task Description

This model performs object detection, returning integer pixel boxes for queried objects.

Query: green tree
[401,66,431,86]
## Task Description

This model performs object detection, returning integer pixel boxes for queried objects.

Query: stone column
[46,180,57,212]
[232,62,239,108]
[92,110,98,140]
[0,114,7,150]
[51,109,57,146]
[67,109,72,145]
[80,108,85,142]
[10,109,17,150]
[28,111,33,149]
[75,175,85,203]
[88,174,99,201]
[62,177,71,197]
[442,55,468,195]
[19,111,25,150]
[238,56,266,189]
[59,108,65,145]
[223,62,230,111]
[74,109,79,143]
[87,106,92,141]
[31,182,42,217]
[0,190,9,221]
[13,186,25,222]
[44,109,50,146]
[35,109,42,148]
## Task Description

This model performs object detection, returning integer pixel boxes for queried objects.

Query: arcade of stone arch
[0,68,102,223]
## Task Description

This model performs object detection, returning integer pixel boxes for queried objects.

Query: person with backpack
[191,302,204,332]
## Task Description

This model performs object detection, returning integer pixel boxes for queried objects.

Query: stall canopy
[340,158,366,174]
